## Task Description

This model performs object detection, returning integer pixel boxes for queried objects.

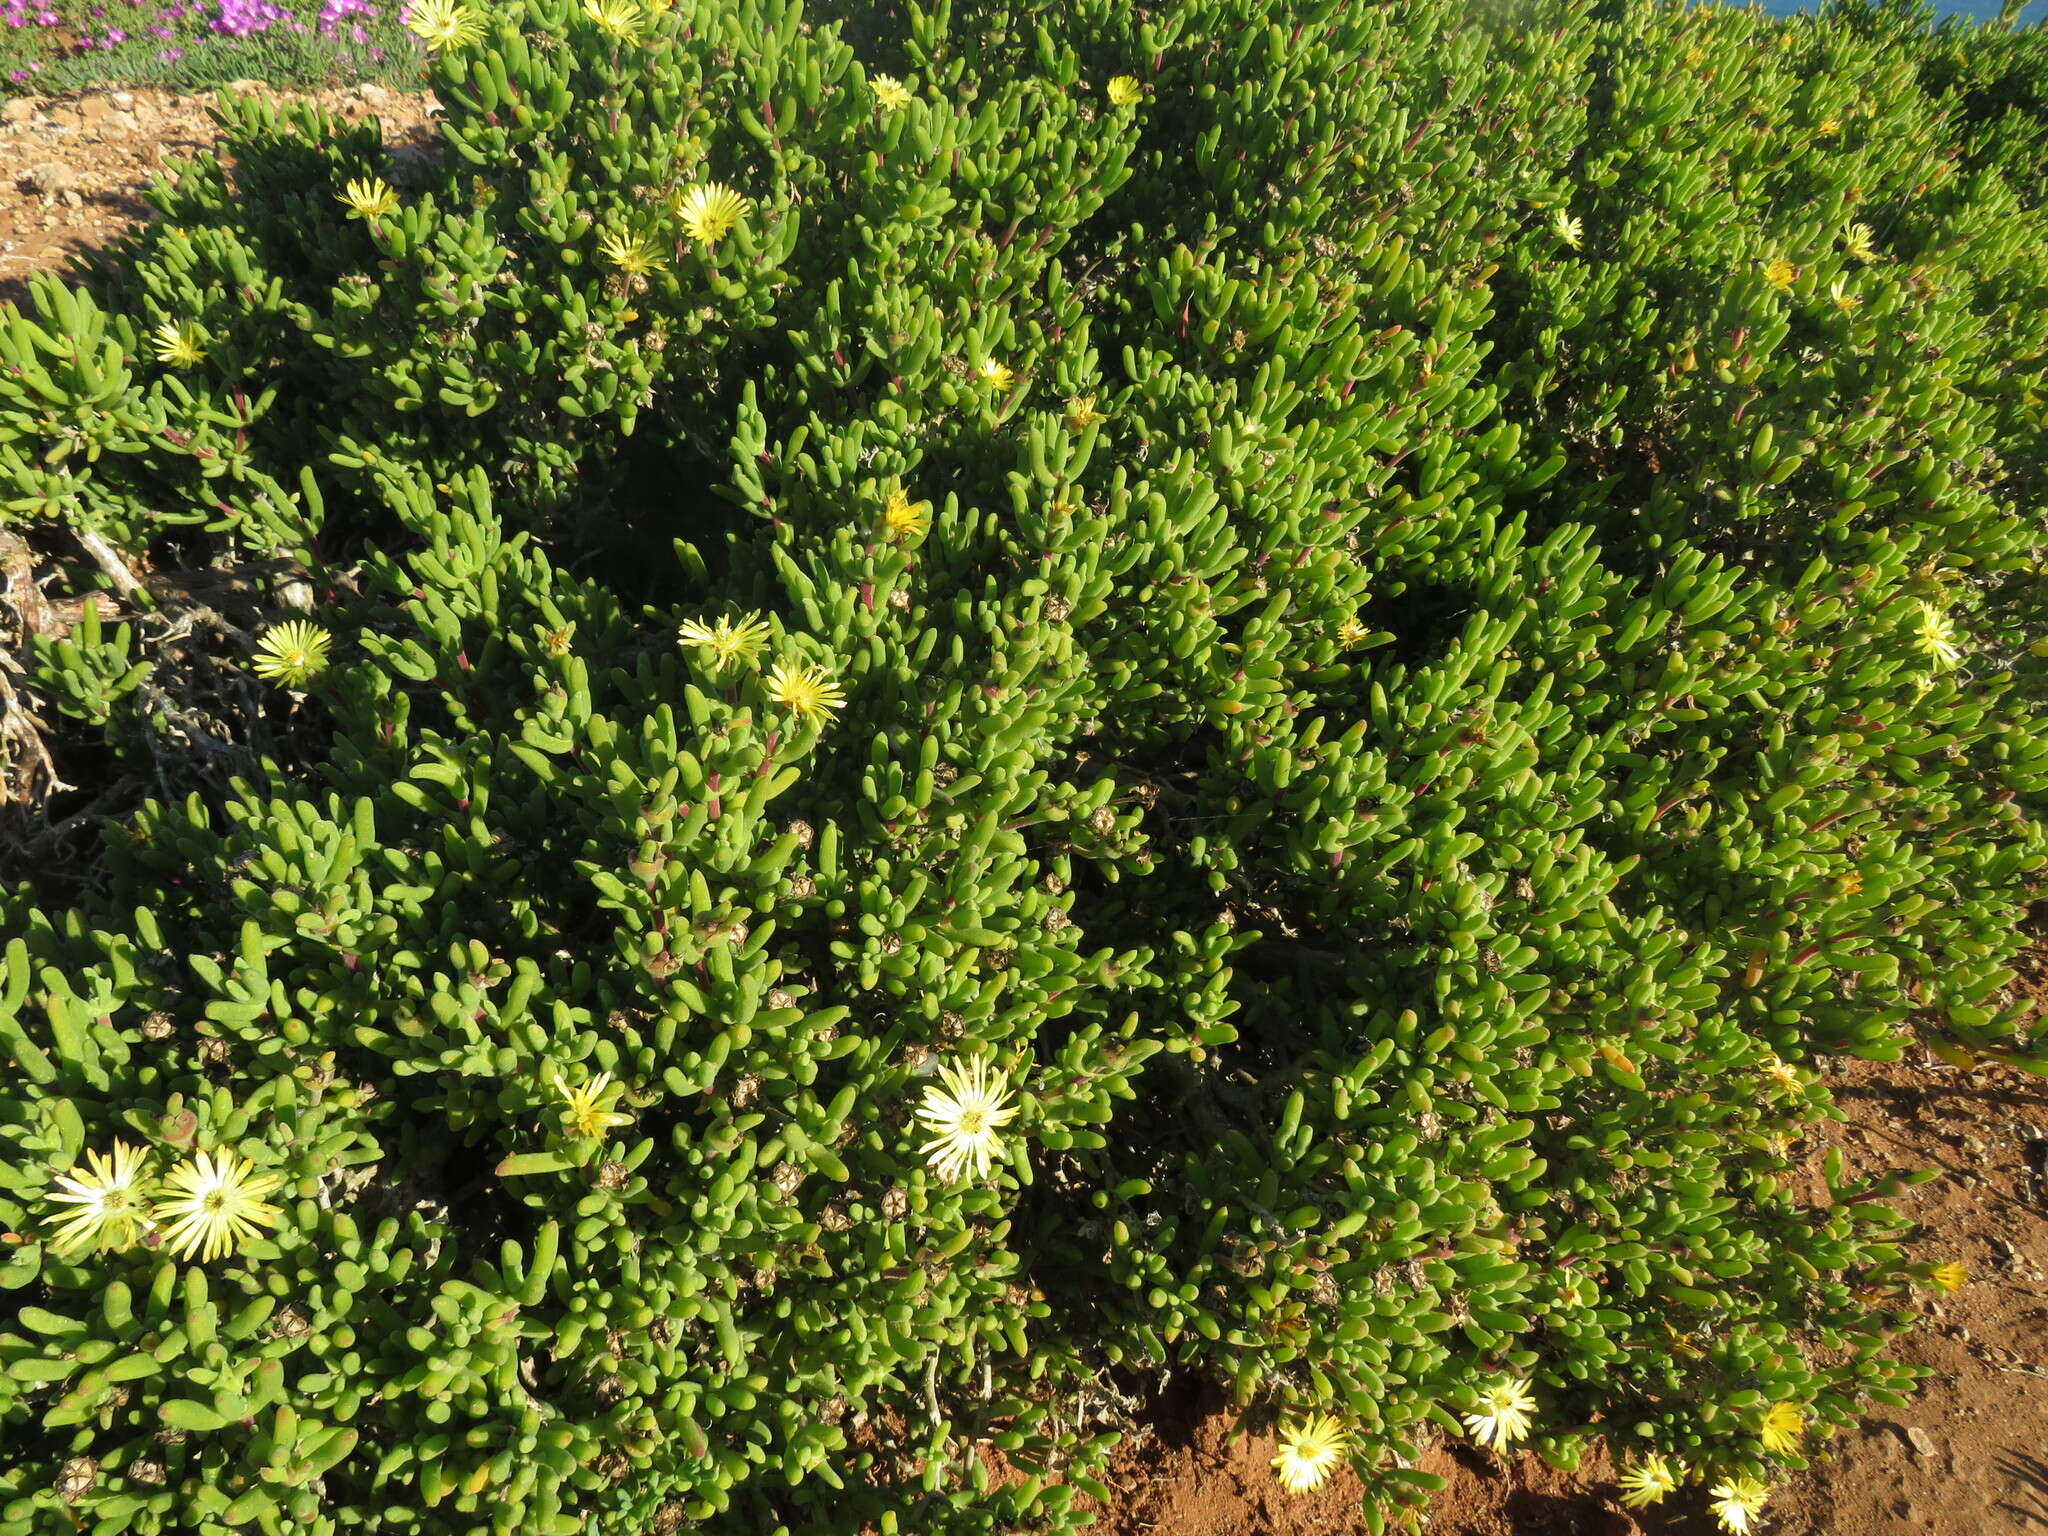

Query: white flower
[915,1056,1018,1182]
[1462,1376,1537,1450]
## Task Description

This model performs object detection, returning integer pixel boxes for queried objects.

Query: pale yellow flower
[1552,210,1583,248]
[1817,116,1841,138]
[556,1070,632,1140]
[1065,394,1104,431]
[870,74,914,111]
[1843,222,1877,262]
[1616,1453,1680,1510]
[581,0,643,40]
[337,176,399,222]
[152,1148,283,1262]
[251,621,333,687]
[1271,1414,1348,1493]
[764,660,847,722]
[1758,1401,1805,1458]
[1929,1260,1968,1293]
[881,486,931,542]
[403,0,484,54]
[1760,1054,1801,1092]
[1710,1476,1770,1535]
[1916,601,1962,668]
[1827,279,1860,313]
[1762,258,1797,291]
[1337,618,1371,647]
[1105,75,1142,107]
[598,228,665,277]
[42,1141,154,1258]
[677,612,772,671]
[915,1055,1018,1182]
[151,320,206,370]
[1462,1376,1537,1450]
[976,358,1015,392]
[673,183,751,246]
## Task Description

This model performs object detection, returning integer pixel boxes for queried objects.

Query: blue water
[1753,0,2045,20]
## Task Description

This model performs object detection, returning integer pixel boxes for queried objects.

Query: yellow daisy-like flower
[673,182,751,246]
[915,1055,1019,1183]
[251,620,333,687]
[1827,279,1860,313]
[1105,75,1142,107]
[581,0,643,40]
[1709,1476,1771,1535]
[881,486,931,542]
[1271,1413,1348,1492]
[556,1070,633,1140]
[1760,1053,1801,1093]
[1616,1453,1681,1510]
[151,1148,284,1263]
[402,0,484,54]
[1336,618,1371,646]
[42,1141,154,1259]
[976,358,1015,392]
[1929,1260,1968,1293]
[1462,1376,1537,1451]
[870,74,914,112]
[597,228,665,277]
[151,320,206,370]
[764,660,847,722]
[1843,221,1877,262]
[1758,1401,1805,1458]
[1065,395,1104,431]
[1762,258,1797,291]
[1916,600,1962,668]
[1552,210,1583,249]
[1817,116,1841,138]
[337,176,399,222]
[677,612,774,672]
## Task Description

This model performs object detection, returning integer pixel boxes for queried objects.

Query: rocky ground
[5,81,2046,1536]
[0,81,437,301]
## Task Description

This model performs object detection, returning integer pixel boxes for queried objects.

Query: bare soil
[1082,1049,2048,1536]
[0,80,437,304]
[6,82,2046,1536]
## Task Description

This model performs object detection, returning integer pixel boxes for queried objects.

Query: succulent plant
[1,0,2045,1533]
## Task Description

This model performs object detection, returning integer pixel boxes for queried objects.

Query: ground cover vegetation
[1,0,2046,1532]
[0,0,417,97]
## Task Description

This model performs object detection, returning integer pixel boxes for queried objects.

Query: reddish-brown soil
[7,82,2046,1536]
[1080,1049,2048,1536]
[1084,953,2048,1536]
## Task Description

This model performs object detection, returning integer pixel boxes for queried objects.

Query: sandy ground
[0,80,437,300]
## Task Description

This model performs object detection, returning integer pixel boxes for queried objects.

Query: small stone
[1903,1425,1938,1459]
[108,90,133,106]
[21,160,75,196]
[226,78,264,95]
[60,190,82,208]
[354,82,392,108]
[2,96,40,125]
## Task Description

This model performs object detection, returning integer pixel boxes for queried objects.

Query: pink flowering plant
[0,0,419,93]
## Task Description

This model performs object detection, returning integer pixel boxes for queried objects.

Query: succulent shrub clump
[1,0,2045,1532]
